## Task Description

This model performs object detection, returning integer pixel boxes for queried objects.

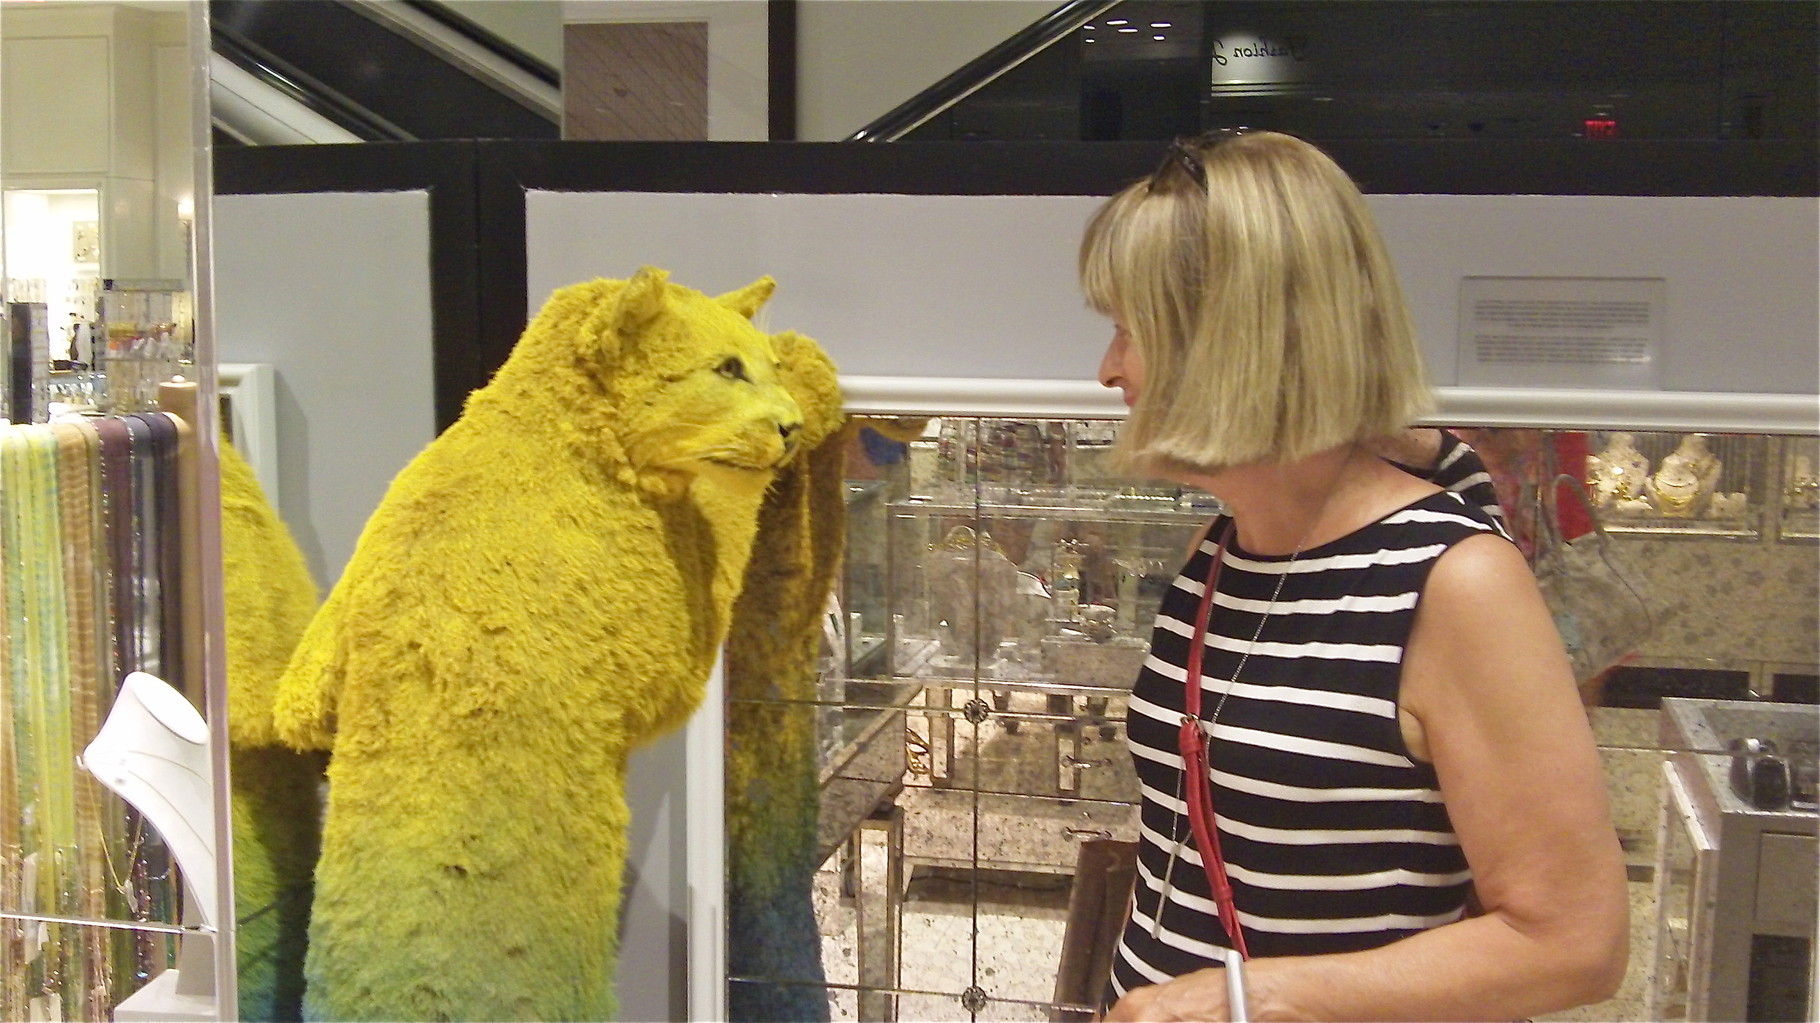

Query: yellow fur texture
[219,439,325,1022]
[723,389,848,1021]
[272,269,823,1022]
[221,441,320,748]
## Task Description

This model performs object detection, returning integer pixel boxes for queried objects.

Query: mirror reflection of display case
[731,413,1818,1023]
[2,188,102,418]
[817,416,1207,1021]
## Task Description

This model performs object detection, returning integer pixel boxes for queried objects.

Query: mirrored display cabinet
[730,415,1818,1023]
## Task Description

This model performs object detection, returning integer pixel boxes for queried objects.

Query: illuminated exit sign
[1584,118,1620,140]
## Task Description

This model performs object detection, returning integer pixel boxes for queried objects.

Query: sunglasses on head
[1148,126,1251,194]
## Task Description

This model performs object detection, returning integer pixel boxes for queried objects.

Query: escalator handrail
[350,0,561,122]
[212,20,417,142]
[846,0,1121,142]
[398,0,560,89]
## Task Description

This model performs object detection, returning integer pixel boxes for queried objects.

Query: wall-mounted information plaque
[1458,276,1665,390]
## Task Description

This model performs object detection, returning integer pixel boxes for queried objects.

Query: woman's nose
[1098,341,1122,388]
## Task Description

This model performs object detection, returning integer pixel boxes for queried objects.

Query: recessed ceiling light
[1153,34,1166,40]
[1151,22,1172,28]
[1118,27,1138,33]
[1107,19,1128,26]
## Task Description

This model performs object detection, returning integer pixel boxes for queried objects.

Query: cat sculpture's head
[526,267,806,497]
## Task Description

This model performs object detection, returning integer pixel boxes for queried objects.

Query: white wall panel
[212,191,436,587]
[1374,195,1819,393]
[529,190,1818,397]
[527,190,1110,380]
[2,37,111,173]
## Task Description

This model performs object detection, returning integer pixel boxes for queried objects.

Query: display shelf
[892,491,1216,527]
[895,787,1138,877]
[1602,514,1765,540]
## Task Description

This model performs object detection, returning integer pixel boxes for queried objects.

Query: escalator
[210,0,559,145]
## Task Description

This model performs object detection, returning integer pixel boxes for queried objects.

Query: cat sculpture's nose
[777,422,803,459]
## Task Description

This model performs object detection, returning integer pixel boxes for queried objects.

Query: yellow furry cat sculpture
[272,268,833,1022]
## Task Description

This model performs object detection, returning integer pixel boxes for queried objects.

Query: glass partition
[730,416,1818,1022]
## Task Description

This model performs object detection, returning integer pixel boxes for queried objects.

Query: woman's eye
[716,357,748,381]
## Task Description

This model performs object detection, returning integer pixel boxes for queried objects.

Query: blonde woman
[1085,131,1627,1021]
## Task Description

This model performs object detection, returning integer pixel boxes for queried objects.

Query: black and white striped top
[1110,490,1506,999]
[1397,430,1503,529]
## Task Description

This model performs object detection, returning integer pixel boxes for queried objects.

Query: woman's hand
[1104,967,1231,1022]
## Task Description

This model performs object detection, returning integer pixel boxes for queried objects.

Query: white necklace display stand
[79,671,221,1022]
[1589,432,1650,509]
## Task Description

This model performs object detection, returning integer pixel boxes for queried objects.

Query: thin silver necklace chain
[1204,547,1294,727]
[1152,447,1357,940]
[1200,445,1356,736]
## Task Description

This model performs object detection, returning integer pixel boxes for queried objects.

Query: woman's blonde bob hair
[1080,130,1431,474]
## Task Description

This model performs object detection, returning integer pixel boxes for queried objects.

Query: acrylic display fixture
[1,2,232,1019]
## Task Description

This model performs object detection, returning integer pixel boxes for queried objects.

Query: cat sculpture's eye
[715,357,750,382]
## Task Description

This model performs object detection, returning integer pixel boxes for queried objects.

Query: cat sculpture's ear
[614,266,672,337]
[716,277,776,320]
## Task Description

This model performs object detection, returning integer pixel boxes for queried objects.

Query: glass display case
[1569,431,1820,546]
[1776,436,1820,542]
[729,413,1818,1023]
[1586,431,1769,539]
[1650,698,1817,1023]
[821,415,1206,1021]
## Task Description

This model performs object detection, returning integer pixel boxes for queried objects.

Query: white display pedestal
[619,654,727,1023]
[114,931,218,1023]
[81,672,222,1022]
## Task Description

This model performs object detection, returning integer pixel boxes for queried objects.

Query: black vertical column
[768,1,799,141]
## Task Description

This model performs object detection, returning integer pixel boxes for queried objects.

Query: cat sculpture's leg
[302,739,631,1022]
